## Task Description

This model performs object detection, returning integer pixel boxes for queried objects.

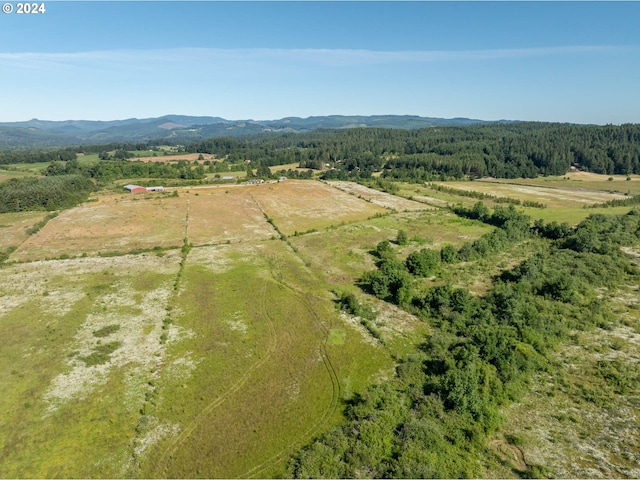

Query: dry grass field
[267,162,318,173]
[186,188,277,245]
[5,181,392,261]
[10,194,187,261]
[250,180,388,235]
[492,171,640,196]
[0,211,51,247]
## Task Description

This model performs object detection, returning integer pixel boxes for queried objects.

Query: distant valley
[0,114,503,148]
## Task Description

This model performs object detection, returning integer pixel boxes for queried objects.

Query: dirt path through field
[240,266,341,479]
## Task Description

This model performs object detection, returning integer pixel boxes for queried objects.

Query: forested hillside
[189,123,640,179]
[4,123,639,184]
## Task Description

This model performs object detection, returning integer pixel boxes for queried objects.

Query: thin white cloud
[0,45,634,71]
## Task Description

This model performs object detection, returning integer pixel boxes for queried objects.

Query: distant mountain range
[0,114,508,149]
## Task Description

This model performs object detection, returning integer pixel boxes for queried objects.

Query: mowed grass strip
[10,193,187,261]
[250,180,387,236]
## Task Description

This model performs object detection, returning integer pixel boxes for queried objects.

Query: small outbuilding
[123,184,165,193]
[123,184,147,194]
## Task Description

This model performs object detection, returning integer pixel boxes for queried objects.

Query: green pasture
[75,153,101,164]
[0,168,37,183]
[290,209,493,287]
[2,155,99,176]
[136,240,392,478]
[1,162,48,175]
[128,150,160,158]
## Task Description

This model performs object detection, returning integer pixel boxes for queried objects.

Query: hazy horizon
[2,2,639,125]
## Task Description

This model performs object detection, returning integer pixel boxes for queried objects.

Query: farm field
[0,168,37,182]
[137,241,393,478]
[10,193,188,261]
[249,180,388,235]
[436,179,627,207]
[187,188,277,245]
[0,180,404,477]
[487,171,640,196]
[396,175,635,224]
[1,178,640,478]
[0,211,52,247]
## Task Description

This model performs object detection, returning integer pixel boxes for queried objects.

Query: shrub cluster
[0,175,94,212]
[289,210,640,478]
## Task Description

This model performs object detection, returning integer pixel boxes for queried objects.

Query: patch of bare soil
[489,440,528,472]
[622,246,640,266]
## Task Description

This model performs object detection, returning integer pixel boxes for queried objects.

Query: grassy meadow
[1,175,639,477]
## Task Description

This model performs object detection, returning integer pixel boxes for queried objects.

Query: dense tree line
[0,148,77,165]
[45,159,207,184]
[0,175,95,212]
[5,123,640,181]
[288,209,640,478]
[188,123,640,180]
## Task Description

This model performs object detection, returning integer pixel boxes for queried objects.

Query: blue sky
[1,1,639,124]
